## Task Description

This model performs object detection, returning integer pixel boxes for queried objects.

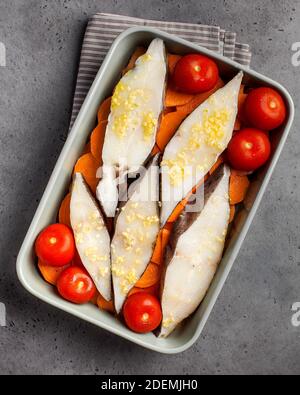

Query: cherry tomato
[227,128,271,172]
[35,224,75,267]
[57,266,96,304]
[123,292,162,334]
[173,54,219,94]
[244,87,286,130]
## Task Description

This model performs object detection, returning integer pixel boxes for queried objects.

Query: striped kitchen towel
[70,13,252,127]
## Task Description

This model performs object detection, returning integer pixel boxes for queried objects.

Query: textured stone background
[0,0,299,375]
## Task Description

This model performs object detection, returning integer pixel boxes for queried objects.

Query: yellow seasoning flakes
[112,113,129,138]
[162,315,175,329]
[142,111,157,140]
[203,109,229,149]
[122,231,136,250]
[140,53,152,63]
[125,269,138,285]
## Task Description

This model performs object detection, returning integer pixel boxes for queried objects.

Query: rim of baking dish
[17,27,294,354]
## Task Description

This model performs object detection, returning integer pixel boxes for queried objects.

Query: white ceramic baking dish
[16,27,294,354]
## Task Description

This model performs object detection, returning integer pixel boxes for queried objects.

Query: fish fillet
[97,38,167,218]
[161,72,243,225]
[70,173,111,301]
[112,155,160,313]
[159,165,230,337]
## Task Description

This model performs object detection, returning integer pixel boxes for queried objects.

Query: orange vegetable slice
[122,47,146,75]
[151,144,161,156]
[97,97,111,124]
[167,201,186,224]
[38,260,69,286]
[164,222,174,232]
[82,141,91,155]
[229,173,250,205]
[234,118,241,131]
[74,153,100,195]
[161,228,171,254]
[97,294,115,313]
[151,231,163,265]
[168,54,182,75]
[165,87,194,107]
[128,283,160,298]
[151,228,171,266]
[176,78,225,114]
[167,174,209,223]
[58,193,71,228]
[238,85,247,111]
[90,121,107,162]
[135,262,161,288]
[90,291,100,306]
[235,85,248,126]
[156,111,187,151]
[163,107,175,115]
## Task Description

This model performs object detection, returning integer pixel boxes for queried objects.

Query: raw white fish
[111,156,160,313]
[159,165,230,337]
[70,173,111,301]
[161,72,243,225]
[97,38,167,218]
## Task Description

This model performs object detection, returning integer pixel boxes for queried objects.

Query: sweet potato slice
[229,173,250,205]
[168,54,182,75]
[90,121,107,162]
[122,46,146,75]
[234,118,241,131]
[176,78,225,114]
[90,292,100,306]
[235,85,248,126]
[135,263,161,288]
[165,87,194,107]
[163,107,175,115]
[97,97,112,123]
[167,174,209,223]
[151,231,163,265]
[82,141,91,155]
[164,222,174,232]
[128,283,159,297]
[97,294,115,313]
[167,201,186,224]
[161,228,171,253]
[151,228,171,266]
[38,260,69,286]
[156,111,187,151]
[58,193,71,228]
[238,85,247,111]
[74,153,100,195]
[151,144,161,156]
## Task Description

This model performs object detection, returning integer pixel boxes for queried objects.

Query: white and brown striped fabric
[70,13,252,127]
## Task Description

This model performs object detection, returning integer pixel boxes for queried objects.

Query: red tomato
[173,54,219,94]
[227,128,271,172]
[244,87,286,130]
[123,292,162,334]
[35,224,75,267]
[57,266,96,304]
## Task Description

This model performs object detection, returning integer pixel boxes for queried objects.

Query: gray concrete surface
[0,0,299,375]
